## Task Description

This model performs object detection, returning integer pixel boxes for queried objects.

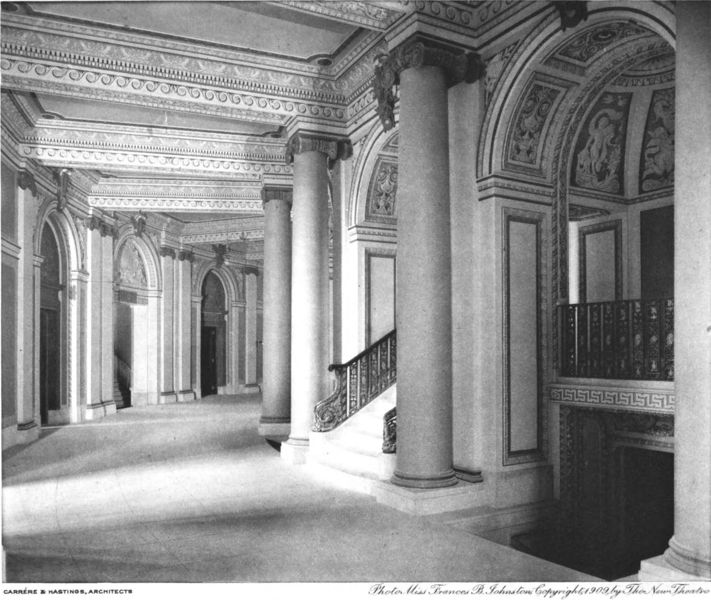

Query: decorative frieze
[181,229,264,245]
[639,87,674,193]
[550,382,675,414]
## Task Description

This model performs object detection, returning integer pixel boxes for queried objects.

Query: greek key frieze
[550,383,674,414]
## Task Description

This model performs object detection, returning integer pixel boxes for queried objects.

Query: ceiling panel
[28,1,359,60]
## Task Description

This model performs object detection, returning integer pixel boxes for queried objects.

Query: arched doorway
[201,271,226,396]
[114,234,161,406]
[39,222,64,425]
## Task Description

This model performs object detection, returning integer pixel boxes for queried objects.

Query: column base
[373,478,488,515]
[663,537,711,579]
[158,391,178,404]
[177,390,196,402]
[258,418,291,440]
[639,554,710,581]
[2,422,40,449]
[281,438,309,464]
[391,469,458,489]
[85,400,117,421]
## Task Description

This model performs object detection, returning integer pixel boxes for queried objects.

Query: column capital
[242,265,260,277]
[261,186,293,207]
[374,34,484,131]
[177,249,195,263]
[285,132,352,165]
[17,170,37,196]
[159,246,177,259]
[86,214,117,238]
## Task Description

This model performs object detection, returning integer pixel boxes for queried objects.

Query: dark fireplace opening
[616,447,674,577]
[512,408,674,581]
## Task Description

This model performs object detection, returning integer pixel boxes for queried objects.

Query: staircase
[307,330,397,490]
[308,385,396,489]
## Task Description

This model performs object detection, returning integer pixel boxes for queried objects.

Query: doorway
[39,223,63,426]
[201,271,226,397]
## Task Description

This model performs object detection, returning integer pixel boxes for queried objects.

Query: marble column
[244,267,259,388]
[84,223,105,420]
[658,0,711,579]
[15,175,40,442]
[281,132,351,463]
[191,294,202,399]
[175,251,195,402]
[259,186,292,439]
[158,247,177,403]
[376,35,482,488]
[100,228,116,412]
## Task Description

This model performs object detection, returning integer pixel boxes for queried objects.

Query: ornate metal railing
[560,298,673,380]
[313,329,396,432]
[383,407,397,453]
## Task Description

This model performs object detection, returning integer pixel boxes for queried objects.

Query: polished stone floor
[2,394,592,583]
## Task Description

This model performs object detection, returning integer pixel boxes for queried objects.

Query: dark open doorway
[39,223,63,426]
[201,271,226,397]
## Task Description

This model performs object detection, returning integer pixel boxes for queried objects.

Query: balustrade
[313,330,396,432]
[560,299,673,380]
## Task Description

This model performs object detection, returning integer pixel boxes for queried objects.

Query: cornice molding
[1,57,346,125]
[182,216,264,236]
[278,2,404,31]
[1,15,341,89]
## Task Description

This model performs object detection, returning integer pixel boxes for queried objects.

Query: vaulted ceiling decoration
[571,91,632,195]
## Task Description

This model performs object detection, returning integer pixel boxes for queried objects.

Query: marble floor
[2,394,593,583]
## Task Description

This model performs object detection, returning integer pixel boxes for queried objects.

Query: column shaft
[244,271,258,386]
[664,0,711,578]
[393,65,456,488]
[284,150,330,456]
[16,187,39,438]
[159,255,176,402]
[100,234,115,409]
[260,195,292,438]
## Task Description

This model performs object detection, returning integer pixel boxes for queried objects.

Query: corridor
[2,395,591,583]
